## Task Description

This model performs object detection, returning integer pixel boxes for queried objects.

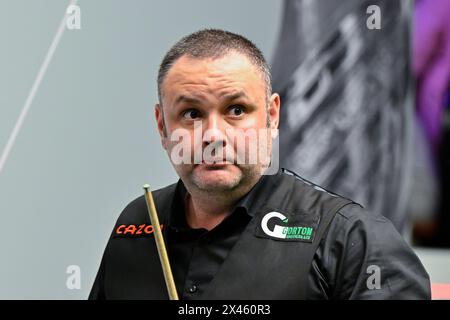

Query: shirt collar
[168,168,284,229]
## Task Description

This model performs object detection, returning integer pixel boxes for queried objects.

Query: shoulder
[115,182,178,225]
[324,203,407,261]
[277,168,355,215]
[317,203,431,299]
[330,203,401,249]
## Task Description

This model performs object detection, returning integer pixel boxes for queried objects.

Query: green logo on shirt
[261,212,314,241]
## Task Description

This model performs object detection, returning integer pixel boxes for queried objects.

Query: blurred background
[0,0,449,299]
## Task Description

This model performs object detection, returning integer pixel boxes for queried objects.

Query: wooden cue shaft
[143,184,179,300]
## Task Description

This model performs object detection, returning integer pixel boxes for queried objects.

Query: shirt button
[188,285,198,294]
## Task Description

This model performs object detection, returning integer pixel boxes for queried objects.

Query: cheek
[165,129,199,160]
[247,108,268,128]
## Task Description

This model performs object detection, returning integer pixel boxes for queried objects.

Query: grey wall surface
[0,0,282,299]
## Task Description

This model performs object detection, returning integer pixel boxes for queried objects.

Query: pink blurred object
[414,0,450,156]
[431,283,450,300]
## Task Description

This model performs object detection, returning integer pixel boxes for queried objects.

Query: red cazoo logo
[114,224,164,237]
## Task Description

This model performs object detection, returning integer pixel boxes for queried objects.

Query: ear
[155,103,168,150]
[268,93,280,131]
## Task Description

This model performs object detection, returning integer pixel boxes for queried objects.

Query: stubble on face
[160,52,271,199]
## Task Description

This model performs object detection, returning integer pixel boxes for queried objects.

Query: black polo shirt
[89,168,431,299]
[167,173,256,299]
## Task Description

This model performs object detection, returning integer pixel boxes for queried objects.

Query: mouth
[197,159,233,168]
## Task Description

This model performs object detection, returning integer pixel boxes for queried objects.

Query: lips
[197,159,233,167]
[202,160,228,164]
[200,162,230,167]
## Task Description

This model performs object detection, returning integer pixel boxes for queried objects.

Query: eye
[182,108,201,120]
[228,105,245,117]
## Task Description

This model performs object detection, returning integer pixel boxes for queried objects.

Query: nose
[202,112,227,150]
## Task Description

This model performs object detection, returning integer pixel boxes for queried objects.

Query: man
[89,29,431,299]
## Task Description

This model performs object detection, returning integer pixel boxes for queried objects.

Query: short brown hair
[157,29,272,105]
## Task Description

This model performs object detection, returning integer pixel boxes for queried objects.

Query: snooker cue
[143,184,179,300]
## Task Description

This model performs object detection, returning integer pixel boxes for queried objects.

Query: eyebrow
[222,91,249,101]
[174,95,203,106]
[174,91,249,106]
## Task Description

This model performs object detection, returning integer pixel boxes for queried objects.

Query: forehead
[161,52,266,102]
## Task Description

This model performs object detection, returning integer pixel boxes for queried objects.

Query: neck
[182,169,264,231]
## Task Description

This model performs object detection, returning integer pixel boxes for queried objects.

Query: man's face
[155,51,280,194]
